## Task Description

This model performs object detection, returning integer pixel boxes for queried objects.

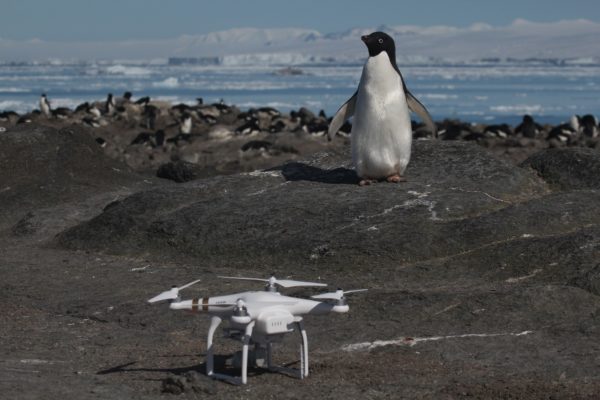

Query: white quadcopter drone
[148,275,366,385]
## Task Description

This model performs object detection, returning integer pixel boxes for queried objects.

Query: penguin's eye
[378,38,384,44]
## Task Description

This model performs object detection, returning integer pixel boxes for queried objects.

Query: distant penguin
[52,107,71,119]
[515,115,543,139]
[135,96,150,106]
[580,114,599,138]
[82,116,101,128]
[88,103,102,118]
[0,110,19,124]
[40,94,51,117]
[235,117,261,136]
[105,93,116,115]
[143,104,158,130]
[180,113,192,134]
[240,140,273,152]
[436,120,473,141]
[114,91,133,108]
[483,123,512,139]
[95,137,107,147]
[131,132,153,145]
[547,116,580,145]
[154,129,165,147]
[328,32,436,185]
[569,115,581,133]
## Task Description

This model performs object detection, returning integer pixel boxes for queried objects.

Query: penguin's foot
[386,174,406,183]
[359,179,377,186]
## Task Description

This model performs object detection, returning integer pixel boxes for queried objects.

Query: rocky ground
[1,105,600,399]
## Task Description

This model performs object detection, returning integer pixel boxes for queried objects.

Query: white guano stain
[342,330,534,352]
[505,268,542,283]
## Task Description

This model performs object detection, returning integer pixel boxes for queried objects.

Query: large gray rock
[0,124,156,231]
[521,147,600,190]
[57,140,558,268]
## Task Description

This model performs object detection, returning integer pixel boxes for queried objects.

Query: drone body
[148,276,365,385]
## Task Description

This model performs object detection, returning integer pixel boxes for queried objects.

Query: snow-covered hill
[1,19,600,64]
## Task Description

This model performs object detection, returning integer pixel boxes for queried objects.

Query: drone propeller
[148,279,202,303]
[311,288,368,301]
[218,275,327,289]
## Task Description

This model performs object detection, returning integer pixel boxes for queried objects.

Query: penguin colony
[1,33,599,182]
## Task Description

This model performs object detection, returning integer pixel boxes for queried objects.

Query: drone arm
[169,299,195,310]
[169,298,234,313]
[306,301,349,315]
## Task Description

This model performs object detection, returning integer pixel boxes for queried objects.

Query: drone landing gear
[266,319,309,380]
[204,316,309,385]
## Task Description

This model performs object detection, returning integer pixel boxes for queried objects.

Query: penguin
[0,110,19,124]
[82,116,101,128]
[240,140,273,152]
[179,113,192,135]
[580,114,599,138]
[483,123,512,139]
[122,91,133,102]
[134,96,151,106]
[40,94,51,117]
[547,117,579,145]
[328,32,436,185]
[87,103,102,118]
[143,104,158,130]
[515,115,543,139]
[235,117,261,136]
[105,93,116,116]
[52,106,72,119]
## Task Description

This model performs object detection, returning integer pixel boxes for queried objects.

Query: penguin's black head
[361,31,396,58]
[123,91,132,100]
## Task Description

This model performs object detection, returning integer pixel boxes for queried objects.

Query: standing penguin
[40,94,51,117]
[105,93,116,116]
[328,32,436,185]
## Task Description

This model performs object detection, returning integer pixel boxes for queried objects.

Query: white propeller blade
[218,275,326,288]
[148,279,202,303]
[311,288,368,300]
[178,279,202,290]
[148,287,179,303]
[276,279,327,288]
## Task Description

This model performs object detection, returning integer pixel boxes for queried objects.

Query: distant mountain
[1,19,600,64]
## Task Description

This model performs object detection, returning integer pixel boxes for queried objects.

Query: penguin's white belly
[351,54,412,179]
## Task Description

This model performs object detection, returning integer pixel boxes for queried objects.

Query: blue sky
[1,0,600,41]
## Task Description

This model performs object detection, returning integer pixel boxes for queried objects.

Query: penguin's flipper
[406,91,437,136]
[327,91,357,141]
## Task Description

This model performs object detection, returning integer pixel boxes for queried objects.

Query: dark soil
[1,120,599,399]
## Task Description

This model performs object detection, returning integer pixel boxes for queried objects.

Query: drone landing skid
[205,316,309,385]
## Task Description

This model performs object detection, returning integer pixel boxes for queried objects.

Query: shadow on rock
[272,162,358,184]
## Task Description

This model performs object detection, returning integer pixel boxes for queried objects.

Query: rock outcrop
[3,125,600,398]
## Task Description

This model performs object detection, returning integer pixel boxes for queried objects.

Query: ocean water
[1,61,599,125]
